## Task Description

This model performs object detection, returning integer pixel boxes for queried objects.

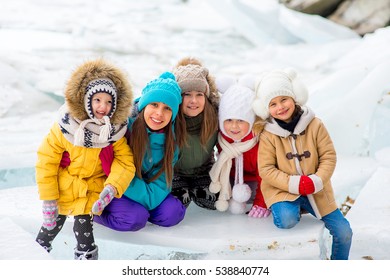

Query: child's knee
[273,212,300,229]
[338,223,353,242]
[95,209,149,232]
[149,197,186,227]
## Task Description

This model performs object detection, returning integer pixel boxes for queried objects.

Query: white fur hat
[217,74,256,139]
[252,68,308,120]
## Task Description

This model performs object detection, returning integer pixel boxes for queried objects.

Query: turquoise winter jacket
[123,106,179,210]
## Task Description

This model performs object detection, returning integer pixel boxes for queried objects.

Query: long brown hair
[129,110,183,186]
[173,108,186,149]
[200,97,218,146]
[178,97,219,148]
[252,115,266,136]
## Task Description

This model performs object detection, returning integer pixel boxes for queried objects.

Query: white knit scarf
[209,133,258,206]
[58,104,127,148]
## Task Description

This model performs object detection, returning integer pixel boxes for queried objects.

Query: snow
[0,0,389,277]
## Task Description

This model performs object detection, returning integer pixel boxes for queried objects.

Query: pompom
[252,98,268,120]
[215,199,229,212]
[175,56,203,67]
[232,183,252,203]
[238,74,256,91]
[282,67,308,106]
[209,181,222,193]
[216,75,236,94]
[159,71,176,80]
[292,76,309,106]
[254,71,268,93]
[284,67,297,80]
[228,199,246,214]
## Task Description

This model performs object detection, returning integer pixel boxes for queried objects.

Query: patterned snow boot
[74,246,98,260]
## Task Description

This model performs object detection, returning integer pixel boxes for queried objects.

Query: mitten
[248,205,271,218]
[99,144,114,176]
[92,185,116,214]
[42,200,58,230]
[299,175,315,195]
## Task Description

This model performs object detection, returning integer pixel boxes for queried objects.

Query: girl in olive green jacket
[171,57,220,210]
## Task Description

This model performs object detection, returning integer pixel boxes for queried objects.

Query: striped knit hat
[84,78,118,119]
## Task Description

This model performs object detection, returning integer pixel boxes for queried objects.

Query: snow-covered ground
[0,0,389,278]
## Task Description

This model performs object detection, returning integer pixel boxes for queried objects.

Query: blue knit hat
[138,72,182,120]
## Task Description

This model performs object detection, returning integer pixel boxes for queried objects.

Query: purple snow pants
[94,194,186,231]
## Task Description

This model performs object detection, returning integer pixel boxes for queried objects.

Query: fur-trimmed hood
[173,57,220,110]
[64,58,133,125]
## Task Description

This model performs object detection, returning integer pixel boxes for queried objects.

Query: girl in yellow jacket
[252,68,352,260]
[35,59,135,260]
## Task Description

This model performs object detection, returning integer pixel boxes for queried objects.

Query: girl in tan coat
[252,68,352,260]
[35,59,135,259]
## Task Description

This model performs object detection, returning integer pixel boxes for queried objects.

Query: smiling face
[268,95,296,123]
[223,118,250,141]
[91,92,113,119]
[143,102,173,131]
[181,91,206,117]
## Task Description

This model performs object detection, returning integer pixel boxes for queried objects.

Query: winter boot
[74,246,98,260]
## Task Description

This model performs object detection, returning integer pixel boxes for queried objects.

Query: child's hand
[42,200,58,230]
[92,185,116,214]
[248,205,271,218]
[298,175,315,195]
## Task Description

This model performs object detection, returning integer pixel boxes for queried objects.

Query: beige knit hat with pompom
[172,57,220,108]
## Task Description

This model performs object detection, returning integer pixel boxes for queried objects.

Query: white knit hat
[217,74,256,140]
[252,68,308,120]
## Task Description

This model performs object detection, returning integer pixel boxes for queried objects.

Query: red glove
[60,151,70,168]
[100,144,114,176]
[299,175,315,195]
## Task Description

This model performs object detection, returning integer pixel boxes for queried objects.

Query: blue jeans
[270,196,353,260]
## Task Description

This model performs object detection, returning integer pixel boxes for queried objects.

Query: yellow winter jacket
[36,123,135,216]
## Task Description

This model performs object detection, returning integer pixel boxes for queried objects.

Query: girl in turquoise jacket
[95,72,187,231]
